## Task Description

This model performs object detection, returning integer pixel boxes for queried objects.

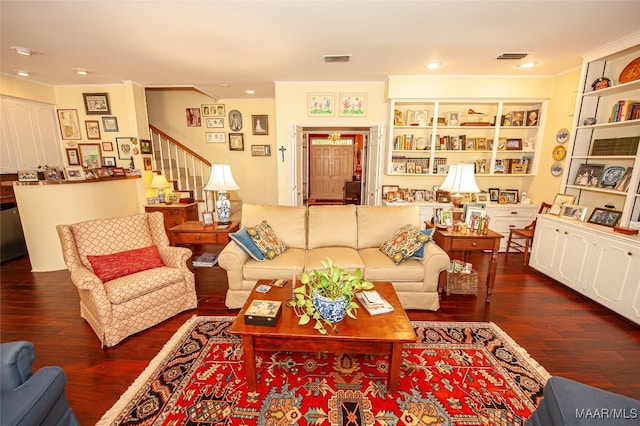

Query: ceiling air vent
[323,54,352,63]
[497,52,529,60]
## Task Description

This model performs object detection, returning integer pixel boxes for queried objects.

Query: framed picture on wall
[85,120,101,139]
[102,116,118,132]
[78,143,102,169]
[65,148,80,166]
[83,93,111,115]
[339,93,366,116]
[229,133,244,151]
[251,115,268,135]
[57,109,81,140]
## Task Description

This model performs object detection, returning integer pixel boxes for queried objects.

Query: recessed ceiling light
[16,70,29,77]
[220,83,230,87]
[519,61,537,69]
[426,62,442,70]
[11,46,32,57]
[73,68,88,75]
[245,89,255,95]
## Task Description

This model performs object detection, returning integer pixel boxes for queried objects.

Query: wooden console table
[168,221,239,253]
[145,202,198,233]
[432,228,503,303]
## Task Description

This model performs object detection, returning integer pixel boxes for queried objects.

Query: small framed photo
[102,116,118,132]
[501,113,512,126]
[614,167,633,192]
[475,159,488,174]
[441,210,453,226]
[143,156,153,171]
[526,109,539,126]
[465,206,486,226]
[588,208,622,228]
[574,164,605,186]
[203,104,225,117]
[405,110,416,126]
[84,169,97,179]
[229,133,244,151]
[549,193,577,215]
[140,139,152,154]
[103,156,117,167]
[251,145,271,156]
[500,190,519,204]
[206,117,224,128]
[202,211,215,226]
[78,143,102,169]
[85,120,101,139]
[186,108,201,127]
[511,111,525,126]
[206,132,226,143]
[251,115,269,135]
[560,204,589,222]
[475,138,488,150]
[111,167,126,177]
[18,170,39,182]
[476,192,490,202]
[101,141,113,151]
[415,110,428,126]
[44,167,62,181]
[488,188,500,202]
[394,109,405,126]
[65,148,80,166]
[339,93,366,116]
[167,194,181,204]
[446,111,460,126]
[437,164,448,174]
[95,168,111,178]
[83,93,110,115]
[511,163,527,174]
[116,137,134,160]
[65,166,85,181]
[308,93,335,116]
[382,185,400,201]
[57,109,81,140]
[505,138,523,150]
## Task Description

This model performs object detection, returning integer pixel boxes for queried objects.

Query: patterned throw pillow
[246,221,287,260]
[380,224,428,265]
[87,245,164,282]
[410,228,435,259]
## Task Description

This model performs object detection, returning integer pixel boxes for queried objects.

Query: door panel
[309,144,353,200]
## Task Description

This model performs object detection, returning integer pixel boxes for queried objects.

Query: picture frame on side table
[202,212,215,226]
[549,193,577,215]
[83,93,111,115]
[57,109,81,140]
[560,204,589,222]
[587,208,622,228]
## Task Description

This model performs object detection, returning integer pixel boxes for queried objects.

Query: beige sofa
[218,204,450,310]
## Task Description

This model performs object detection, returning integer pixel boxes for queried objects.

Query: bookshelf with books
[388,100,545,177]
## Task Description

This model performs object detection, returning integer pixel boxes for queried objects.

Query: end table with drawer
[168,221,239,254]
[144,202,198,233]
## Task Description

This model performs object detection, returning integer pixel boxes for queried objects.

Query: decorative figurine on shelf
[591,76,611,91]
[129,156,135,170]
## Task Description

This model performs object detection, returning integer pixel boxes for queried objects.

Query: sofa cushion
[104,266,184,304]
[87,245,164,282]
[242,204,307,249]
[229,227,264,261]
[247,221,287,260]
[305,248,364,274]
[307,205,357,249]
[380,224,428,265]
[357,205,421,248]
[242,248,306,281]
[359,248,426,282]
[410,229,435,259]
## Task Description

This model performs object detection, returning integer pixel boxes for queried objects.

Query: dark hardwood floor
[1,251,639,425]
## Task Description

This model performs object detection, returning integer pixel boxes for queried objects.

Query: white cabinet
[485,203,538,251]
[563,36,640,229]
[530,215,640,325]
[0,96,63,173]
[388,99,546,177]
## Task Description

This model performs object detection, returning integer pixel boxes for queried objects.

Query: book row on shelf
[608,100,640,123]
[390,156,532,175]
[394,134,533,151]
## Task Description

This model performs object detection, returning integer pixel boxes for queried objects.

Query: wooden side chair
[506,202,552,265]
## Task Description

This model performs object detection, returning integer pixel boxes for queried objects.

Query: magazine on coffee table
[356,290,394,315]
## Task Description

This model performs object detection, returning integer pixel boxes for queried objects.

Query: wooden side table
[145,202,198,233]
[168,221,239,254]
[432,228,503,303]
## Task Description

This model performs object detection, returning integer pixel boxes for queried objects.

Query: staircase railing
[148,125,211,206]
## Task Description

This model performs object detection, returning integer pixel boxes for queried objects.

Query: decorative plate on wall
[556,128,569,144]
[552,145,567,161]
[551,162,563,176]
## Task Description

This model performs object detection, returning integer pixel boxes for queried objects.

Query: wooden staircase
[148,125,212,212]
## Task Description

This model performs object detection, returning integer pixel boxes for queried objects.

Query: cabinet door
[556,225,595,291]
[585,236,640,324]
[530,217,562,276]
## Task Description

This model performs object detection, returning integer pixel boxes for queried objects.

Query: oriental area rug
[98,316,549,426]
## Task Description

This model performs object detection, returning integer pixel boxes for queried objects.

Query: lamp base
[451,193,464,208]
[157,188,166,203]
[215,191,231,224]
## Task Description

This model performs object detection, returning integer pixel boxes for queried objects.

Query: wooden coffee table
[229,281,416,393]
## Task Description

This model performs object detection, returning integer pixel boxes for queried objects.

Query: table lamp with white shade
[439,163,480,208]
[151,174,170,203]
[204,164,239,224]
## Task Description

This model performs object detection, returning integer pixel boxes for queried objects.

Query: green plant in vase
[291,258,374,335]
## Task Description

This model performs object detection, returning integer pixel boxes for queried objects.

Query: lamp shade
[151,174,170,189]
[204,164,240,192]
[440,163,480,194]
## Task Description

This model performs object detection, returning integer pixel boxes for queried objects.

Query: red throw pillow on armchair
[87,246,164,282]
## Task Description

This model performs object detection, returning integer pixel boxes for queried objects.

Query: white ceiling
[2,1,640,99]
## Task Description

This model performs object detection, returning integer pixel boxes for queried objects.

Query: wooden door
[309,143,353,200]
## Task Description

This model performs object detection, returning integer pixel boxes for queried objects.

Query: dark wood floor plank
[1,251,639,425]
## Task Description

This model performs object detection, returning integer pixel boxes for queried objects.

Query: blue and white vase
[312,290,349,323]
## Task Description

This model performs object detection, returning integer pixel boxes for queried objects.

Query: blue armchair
[0,341,79,426]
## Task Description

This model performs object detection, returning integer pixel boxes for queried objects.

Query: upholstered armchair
[57,212,197,347]
[0,341,79,426]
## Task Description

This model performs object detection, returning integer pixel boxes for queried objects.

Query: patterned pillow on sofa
[246,221,287,260]
[380,224,428,265]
